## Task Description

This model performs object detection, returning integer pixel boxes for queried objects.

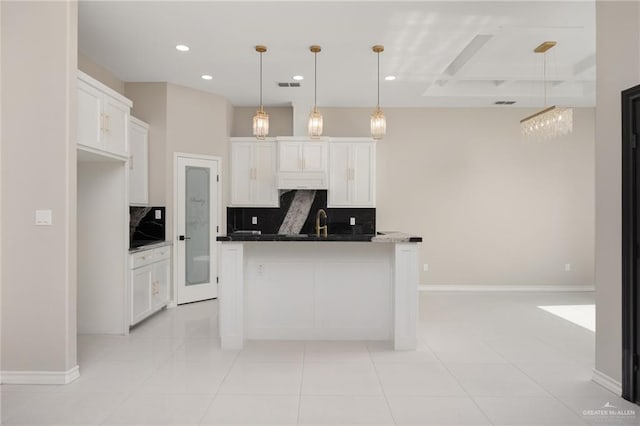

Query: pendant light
[308,45,323,138]
[253,45,269,140]
[520,41,573,140]
[371,45,386,140]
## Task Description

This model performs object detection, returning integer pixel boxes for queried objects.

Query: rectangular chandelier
[520,106,573,140]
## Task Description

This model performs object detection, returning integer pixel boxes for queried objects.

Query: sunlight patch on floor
[538,304,596,332]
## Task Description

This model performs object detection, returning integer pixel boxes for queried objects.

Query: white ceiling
[78,1,596,108]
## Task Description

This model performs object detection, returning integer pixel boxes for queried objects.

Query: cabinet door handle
[100,113,105,133]
[129,155,134,170]
[105,114,111,135]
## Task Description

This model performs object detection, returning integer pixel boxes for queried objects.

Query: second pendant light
[308,45,323,138]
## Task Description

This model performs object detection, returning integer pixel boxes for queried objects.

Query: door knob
[178,235,191,241]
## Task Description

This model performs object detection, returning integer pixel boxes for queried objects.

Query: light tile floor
[1,291,638,425]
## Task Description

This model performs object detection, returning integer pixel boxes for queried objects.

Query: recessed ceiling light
[175,44,190,52]
[384,75,396,81]
[201,74,213,80]
[293,75,304,81]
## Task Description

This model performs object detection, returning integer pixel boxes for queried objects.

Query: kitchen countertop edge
[217,231,422,243]
[129,240,173,253]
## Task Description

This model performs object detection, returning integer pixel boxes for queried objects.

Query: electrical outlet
[252,216,258,225]
[35,209,52,226]
[423,263,429,272]
[350,217,356,226]
[564,263,571,272]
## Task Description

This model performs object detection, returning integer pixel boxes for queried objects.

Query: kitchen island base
[218,241,419,350]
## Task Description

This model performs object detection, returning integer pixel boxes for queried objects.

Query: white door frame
[172,152,222,306]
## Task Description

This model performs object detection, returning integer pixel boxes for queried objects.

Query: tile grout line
[296,342,307,426]
[98,319,191,425]
[429,341,497,426]
[195,341,241,426]
[507,358,593,425]
[367,343,399,426]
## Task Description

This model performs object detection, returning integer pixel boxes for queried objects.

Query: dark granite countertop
[128,240,173,253]
[217,231,422,243]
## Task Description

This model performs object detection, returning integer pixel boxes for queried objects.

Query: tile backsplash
[227,190,375,235]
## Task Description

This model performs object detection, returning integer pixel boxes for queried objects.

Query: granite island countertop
[128,240,173,253]
[216,231,421,243]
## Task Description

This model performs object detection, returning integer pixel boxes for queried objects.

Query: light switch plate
[252,216,258,225]
[350,217,356,225]
[35,209,52,226]
[155,209,162,219]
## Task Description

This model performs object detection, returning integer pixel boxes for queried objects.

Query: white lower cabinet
[129,245,171,326]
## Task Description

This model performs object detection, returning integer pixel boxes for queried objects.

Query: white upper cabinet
[128,117,149,205]
[77,70,132,159]
[230,138,278,207]
[328,138,376,207]
[276,138,328,189]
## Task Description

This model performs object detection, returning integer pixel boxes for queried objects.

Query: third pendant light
[308,45,323,138]
[371,45,386,140]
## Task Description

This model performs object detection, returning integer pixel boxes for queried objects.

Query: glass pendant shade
[253,45,269,139]
[371,45,386,140]
[308,107,323,138]
[253,108,269,140]
[370,107,386,140]
[308,45,323,138]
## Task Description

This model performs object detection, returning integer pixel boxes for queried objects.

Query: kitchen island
[216,232,421,350]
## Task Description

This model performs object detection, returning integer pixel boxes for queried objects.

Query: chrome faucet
[315,209,328,238]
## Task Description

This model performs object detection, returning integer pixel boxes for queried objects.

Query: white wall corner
[0,365,80,385]
[592,368,622,396]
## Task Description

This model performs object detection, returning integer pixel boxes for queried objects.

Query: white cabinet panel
[230,139,278,207]
[247,261,315,334]
[152,259,170,310]
[301,143,327,172]
[128,117,149,205]
[77,80,103,150]
[77,71,132,159]
[328,143,350,206]
[328,140,376,207]
[276,138,328,189]
[253,143,278,205]
[278,142,302,172]
[129,245,172,326]
[231,142,253,205]
[351,143,375,206]
[103,97,130,156]
[131,265,153,325]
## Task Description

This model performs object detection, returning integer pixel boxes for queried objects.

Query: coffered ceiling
[78,1,596,108]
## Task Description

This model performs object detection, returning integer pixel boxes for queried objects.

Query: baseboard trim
[419,285,595,292]
[0,365,80,385]
[592,368,622,396]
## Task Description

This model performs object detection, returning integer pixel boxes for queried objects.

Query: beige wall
[1,1,77,373]
[165,83,233,237]
[233,106,595,288]
[594,0,640,386]
[78,52,124,95]
[126,82,232,236]
[125,83,168,206]
[232,106,293,137]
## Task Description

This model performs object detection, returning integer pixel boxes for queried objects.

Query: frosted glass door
[176,156,219,304]
[185,166,210,286]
